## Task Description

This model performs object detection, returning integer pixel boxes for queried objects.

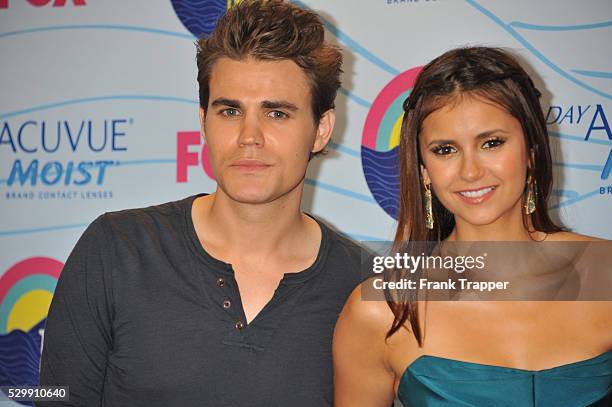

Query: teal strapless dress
[397,351,612,407]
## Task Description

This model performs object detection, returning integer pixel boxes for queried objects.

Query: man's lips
[230,159,272,171]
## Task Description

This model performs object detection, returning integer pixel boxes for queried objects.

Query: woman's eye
[431,145,456,155]
[268,110,288,119]
[482,138,505,149]
[221,108,240,117]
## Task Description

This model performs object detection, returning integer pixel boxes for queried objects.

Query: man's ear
[420,164,431,186]
[199,107,207,141]
[312,109,335,153]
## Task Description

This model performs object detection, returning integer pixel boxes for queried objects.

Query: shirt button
[223,299,231,309]
[235,321,244,330]
[217,277,225,287]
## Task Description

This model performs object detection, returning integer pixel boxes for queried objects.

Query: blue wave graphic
[0,320,45,406]
[572,70,612,79]
[115,159,176,166]
[553,162,603,172]
[509,21,612,31]
[0,95,197,119]
[552,189,579,199]
[170,0,226,38]
[0,25,195,40]
[549,131,612,146]
[361,146,399,219]
[328,142,360,158]
[0,223,88,237]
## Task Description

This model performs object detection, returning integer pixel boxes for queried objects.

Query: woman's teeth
[459,187,495,198]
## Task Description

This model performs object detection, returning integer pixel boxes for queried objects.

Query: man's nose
[237,114,264,147]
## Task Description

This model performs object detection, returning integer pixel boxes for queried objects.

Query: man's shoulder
[102,195,196,225]
[318,220,360,255]
[97,195,198,238]
[317,218,365,277]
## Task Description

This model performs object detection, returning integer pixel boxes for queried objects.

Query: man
[39,1,362,406]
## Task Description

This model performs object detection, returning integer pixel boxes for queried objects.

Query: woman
[333,47,612,406]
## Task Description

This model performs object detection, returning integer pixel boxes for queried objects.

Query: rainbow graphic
[361,67,423,219]
[0,257,62,404]
[171,0,245,38]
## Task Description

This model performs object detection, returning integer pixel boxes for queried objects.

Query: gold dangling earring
[424,183,434,230]
[524,176,536,215]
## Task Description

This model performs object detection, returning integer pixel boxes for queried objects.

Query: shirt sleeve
[37,215,114,407]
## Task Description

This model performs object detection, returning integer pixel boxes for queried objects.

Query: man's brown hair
[196,0,343,122]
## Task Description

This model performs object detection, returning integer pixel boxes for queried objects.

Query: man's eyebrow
[261,100,299,111]
[210,98,242,108]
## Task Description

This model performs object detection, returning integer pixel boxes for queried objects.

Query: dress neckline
[404,349,612,374]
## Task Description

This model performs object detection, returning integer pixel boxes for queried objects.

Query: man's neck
[192,189,317,263]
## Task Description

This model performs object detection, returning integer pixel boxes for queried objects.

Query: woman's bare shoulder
[339,278,396,334]
[336,278,424,375]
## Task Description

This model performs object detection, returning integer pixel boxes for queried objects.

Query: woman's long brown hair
[387,47,563,344]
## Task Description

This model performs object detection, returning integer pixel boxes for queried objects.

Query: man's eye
[482,138,505,149]
[221,108,240,117]
[431,145,456,155]
[268,110,288,119]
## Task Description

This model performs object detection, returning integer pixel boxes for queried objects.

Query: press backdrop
[1,0,611,403]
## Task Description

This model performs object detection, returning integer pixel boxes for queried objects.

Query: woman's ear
[529,147,536,170]
[420,164,431,185]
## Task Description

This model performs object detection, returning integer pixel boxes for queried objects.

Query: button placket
[217,276,233,311]
[214,270,247,334]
